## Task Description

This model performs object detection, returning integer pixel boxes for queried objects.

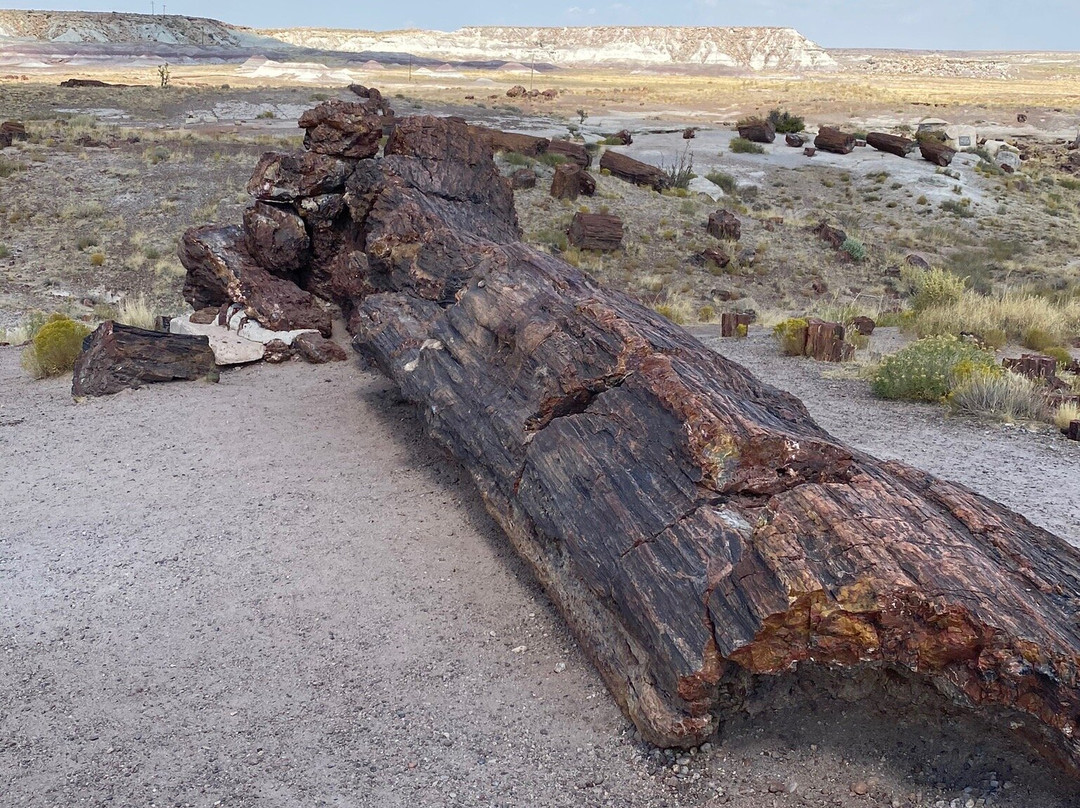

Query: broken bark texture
[547,139,591,168]
[737,118,776,144]
[192,110,1080,778]
[72,321,215,397]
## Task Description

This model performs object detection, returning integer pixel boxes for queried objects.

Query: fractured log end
[567,212,622,251]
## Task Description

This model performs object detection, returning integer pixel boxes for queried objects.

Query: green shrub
[767,109,805,134]
[841,237,866,262]
[948,368,1048,422]
[537,152,566,167]
[1045,346,1074,367]
[21,317,91,379]
[773,317,808,356]
[705,171,737,194]
[871,335,997,402]
[0,243,10,259]
[1021,326,1061,353]
[502,151,533,167]
[730,137,765,155]
[256,110,275,119]
[904,266,965,312]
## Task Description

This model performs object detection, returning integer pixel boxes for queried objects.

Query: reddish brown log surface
[185,110,1080,778]
[737,118,776,143]
[804,318,855,362]
[547,139,591,168]
[567,212,622,251]
[475,127,549,157]
[719,311,753,337]
[1004,354,1058,382]
[550,163,595,200]
[72,321,215,397]
[866,132,917,157]
[599,149,668,191]
[814,127,857,154]
[785,133,805,147]
[920,139,957,166]
[707,210,741,241]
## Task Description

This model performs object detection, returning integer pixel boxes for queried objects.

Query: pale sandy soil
[2,336,1078,808]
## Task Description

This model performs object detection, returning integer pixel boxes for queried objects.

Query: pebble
[852,781,869,796]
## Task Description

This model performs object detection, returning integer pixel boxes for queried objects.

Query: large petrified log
[920,139,957,166]
[814,127,857,154]
[567,212,622,251]
[474,126,549,158]
[736,118,775,144]
[72,321,215,397]
[193,111,1080,775]
[599,149,668,191]
[867,132,917,158]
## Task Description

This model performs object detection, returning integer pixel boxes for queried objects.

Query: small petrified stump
[812,221,847,249]
[1,121,27,141]
[701,246,730,269]
[867,132,917,157]
[243,202,311,276]
[599,149,668,191]
[1004,354,1058,382]
[510,168,537,190]
[547,139,591,168]
[737,118,776,143]
[720,311,753,337]
[550,163,595,200]
[1068,420,1080,441]
[298,100,383,159]
[609,129,633,145]
[814,127,857,154]
[706,210,741,241]
[567,212,622,251]
[920,139,956,166]
[682,128,696,140]
[805,318,855,361]
[506,85,526,98]
[851,315,876,336]
[785,133,805,147]
[72,322,216,397]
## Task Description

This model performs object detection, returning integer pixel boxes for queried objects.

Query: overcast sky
[6,1,1080,50]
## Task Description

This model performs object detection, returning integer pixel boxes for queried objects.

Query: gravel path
[1,340,1077,807]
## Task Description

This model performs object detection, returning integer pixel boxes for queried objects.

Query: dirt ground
[2,335,1078,808]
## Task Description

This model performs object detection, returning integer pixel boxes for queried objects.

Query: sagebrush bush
[773,317,808,356]
[903,266,965,312]
[705,171,737,194]
[841,237,866,262]
[730,137,765,155]
[871,335,997,402]
[948,369,1048,422]
[21,317,91,379]
[767,109,805,134]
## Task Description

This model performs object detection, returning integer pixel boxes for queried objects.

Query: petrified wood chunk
[510,168,537,190]
[737,118,775,144]
[609,129,633,145]
[804,318,855,362]
[246,151,353,201]
[550,163,595,200]
[72,321,215,397]
[707,210,741,241]
[813,221,847,249]
[298,100,383,159]
[293,332,348,364]
[867,132,917,158]
[1004,354,1058,382]
[197,110,1080,776]
[475,126,549,157]
[1,121,27,140]
[567,212,622,251]
[785,133,805,147]
[814,127,856,154]
[702,246,730,269]
[242,202,311,276]
[683,128,696,140]
[599,149,668,191]
[803,146,816,157]
[178,224,332,336]
[547,139,591,168]
[1069,420,1080,441]
[851,315,876,336]
[719,311,753,337]
[920,139,957,166]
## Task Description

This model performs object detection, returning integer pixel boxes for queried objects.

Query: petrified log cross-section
[187,107,1080,776]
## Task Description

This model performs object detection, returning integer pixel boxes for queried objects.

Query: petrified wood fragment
[804,318,855,362]
[510,168,537,190]
[599,149,668,191]
[814,127,856,154]
[737,118,775,144]
[550,163,595,200]
[298,100,383,159]
[243,201,311,277]
[920,139,957,166]
[719,311,753,337]
[1004,353,1058,382]
[867,132,917,158]
[72,321,215,397]
[707,210,741,241]
[567,212,622,251]
[246,151,353,201]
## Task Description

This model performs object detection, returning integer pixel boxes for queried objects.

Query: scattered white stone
[169,314,264,366]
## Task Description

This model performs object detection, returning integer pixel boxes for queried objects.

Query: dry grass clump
[20,316,91,379]
[1055,402,1080,431]
[948,369,1048,422]
[773,317,808,356]
[116,295,157,330]
[652,292,696,325]
[914,290,1080,349]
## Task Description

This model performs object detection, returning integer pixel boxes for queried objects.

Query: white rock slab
[169,315,265,366]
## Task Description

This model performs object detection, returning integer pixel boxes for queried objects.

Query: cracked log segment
[867,132,917,158]
[599,149,668,191]
[195,111,1080,775]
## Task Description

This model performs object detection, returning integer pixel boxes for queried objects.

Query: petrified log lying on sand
[920,138,957,166]
[867,132,917,157]
[193,109,1080,776]
[72,321,215,397]
[345,116,1080,773]
[737,117,775,144]
[814,126,857,154]
[599,149,668,191]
